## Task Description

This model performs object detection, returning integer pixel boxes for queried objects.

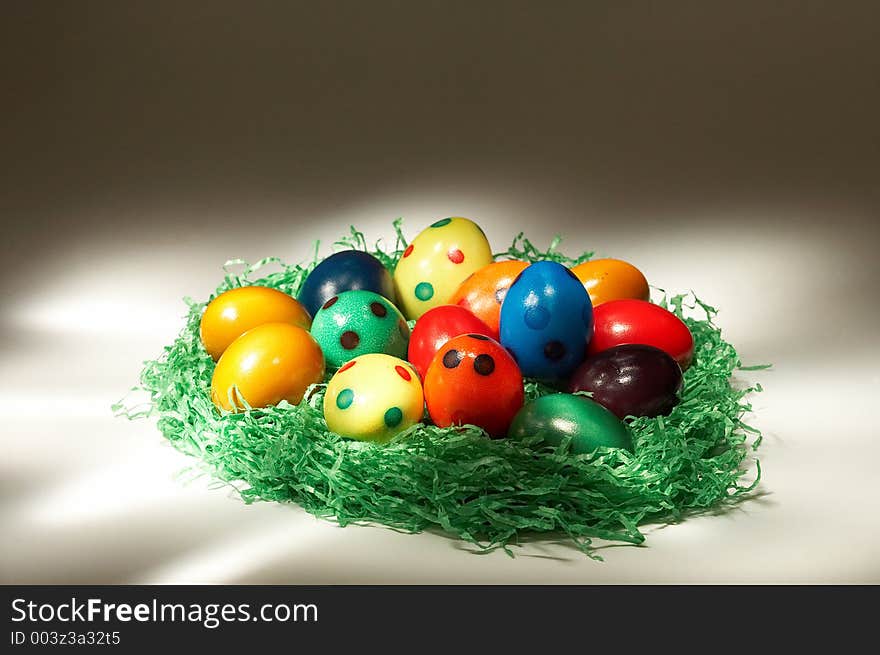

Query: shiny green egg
[508,393,633,454]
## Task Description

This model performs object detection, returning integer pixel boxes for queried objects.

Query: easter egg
[298,250,395,318]
[424,334,524,437]
[211,323,325,411]
[324,354,424,442]
[448,260,529,337]
[200,286,312,361]
[310,290,410,369]
[570,258,650,307]
[568,344,683,419]
[407,305,494,380]
[589,299,694,369]
[393,217,493,320]
[498,261,593,380]
[508,394,633,453]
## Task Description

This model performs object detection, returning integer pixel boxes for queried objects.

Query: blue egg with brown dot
[499,261,593,380]
[310,290,410,368]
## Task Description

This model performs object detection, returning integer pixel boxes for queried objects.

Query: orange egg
[211,323,325,411]
[200,286,312,361]
[448,260,529,337]
[570,259,650,307]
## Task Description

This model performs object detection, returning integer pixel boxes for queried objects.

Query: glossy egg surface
[508,393,633,453]
[589,299,694,369]
[570,258,650,307]
[200,286,312,361]
[298,250,395,318]
[211,322,325,411]
[407,305,494,380]
[568,344,683,419]
[324,354,424,442]
[499,261,593,380]
[393,217,493,320]
[423,333,523,437]
[310,290,409,369]
[448,260,529,337]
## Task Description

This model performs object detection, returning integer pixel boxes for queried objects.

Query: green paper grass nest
[117,220,764,558]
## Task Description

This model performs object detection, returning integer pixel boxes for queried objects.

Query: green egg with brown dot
[310,290,410,369]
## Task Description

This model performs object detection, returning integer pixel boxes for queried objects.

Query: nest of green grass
[115,219,765,558]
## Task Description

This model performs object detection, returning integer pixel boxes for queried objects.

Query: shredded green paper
[116,220,763,558]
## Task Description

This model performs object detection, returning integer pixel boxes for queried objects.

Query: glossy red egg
[588,299,695,369]
[407,305,495,380]
[423,333,524,437]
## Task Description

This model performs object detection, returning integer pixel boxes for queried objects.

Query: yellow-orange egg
[211,323,325,411]
[570,259,650,307]
[200,286,312,361]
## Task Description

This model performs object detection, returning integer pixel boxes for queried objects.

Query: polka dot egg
[499,261,594,380]
[423,333,524,437]
[393,217,493,320]
[310,290,410,369]
[324,354,425,442]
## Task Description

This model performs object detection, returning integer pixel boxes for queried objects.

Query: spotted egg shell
[393,217,493,320]
[324,353,424,442]
[310,290,409,368]
[499,261,593,380]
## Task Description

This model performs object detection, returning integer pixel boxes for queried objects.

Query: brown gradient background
[2,2,879,582]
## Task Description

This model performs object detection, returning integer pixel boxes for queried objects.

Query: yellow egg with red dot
[324,354,424,442]
[393,217,493,320]
[201,286,312,361]
[211,322,325,411]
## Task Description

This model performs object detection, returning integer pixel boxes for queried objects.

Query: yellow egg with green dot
[323,353,425,442]
[393,217,493,320]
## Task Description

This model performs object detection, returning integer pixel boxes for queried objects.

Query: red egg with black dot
[423,334,524,437]
[408,305,495,379]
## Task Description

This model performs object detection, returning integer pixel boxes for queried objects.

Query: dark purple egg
[567,344,683,419]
